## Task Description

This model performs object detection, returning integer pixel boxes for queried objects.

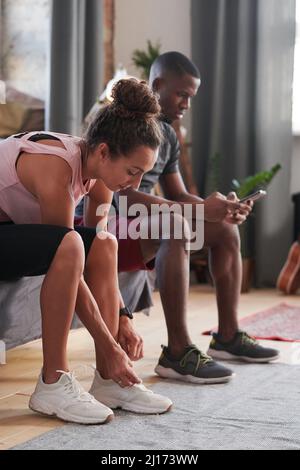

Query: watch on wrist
[119,306,133,320]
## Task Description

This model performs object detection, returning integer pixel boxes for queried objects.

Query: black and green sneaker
[154,344,234,384]
[207,330,280,363]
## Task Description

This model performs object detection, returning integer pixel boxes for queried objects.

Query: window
[293,0,300,134]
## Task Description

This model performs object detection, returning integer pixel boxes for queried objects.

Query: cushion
[0,85,44,138]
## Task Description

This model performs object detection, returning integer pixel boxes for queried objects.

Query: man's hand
[118,316,144,361]
[204,192,249,223]
[225,192,253,225]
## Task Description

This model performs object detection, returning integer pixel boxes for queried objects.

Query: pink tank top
[0,131,96,224]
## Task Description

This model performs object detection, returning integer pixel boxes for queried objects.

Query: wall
[115,0,192,135]
[1,0,192,115]
[115,0,191,76]
[291,137,300,195]
[1,0,50,100]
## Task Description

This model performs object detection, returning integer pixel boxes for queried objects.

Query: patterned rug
[203,303,300,342]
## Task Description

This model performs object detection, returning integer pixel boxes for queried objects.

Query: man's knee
[217,222,241,251]
[168,212,191,242]
[203,220,241,251]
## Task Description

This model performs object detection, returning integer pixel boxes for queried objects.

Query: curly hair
[84,78,163,158]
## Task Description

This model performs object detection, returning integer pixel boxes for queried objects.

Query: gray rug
[13,363,300,450]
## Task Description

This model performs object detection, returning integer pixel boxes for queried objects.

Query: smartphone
[239,190,267,204]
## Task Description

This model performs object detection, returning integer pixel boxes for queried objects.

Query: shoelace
[65,364,152,394]
[240,332,258,346]
[89,363,149,392]
[180,347,212,373]
[134,383,153,393]
[56,370,96,403]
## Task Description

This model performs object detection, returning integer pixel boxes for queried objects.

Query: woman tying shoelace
[0,79,172,424]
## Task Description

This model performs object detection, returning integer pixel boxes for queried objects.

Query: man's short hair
[150,51,200,84]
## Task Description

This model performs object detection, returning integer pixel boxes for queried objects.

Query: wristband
[119,306,133,320]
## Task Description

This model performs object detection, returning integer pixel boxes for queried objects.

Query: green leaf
[132,40,161,79]
[232,164,282,199]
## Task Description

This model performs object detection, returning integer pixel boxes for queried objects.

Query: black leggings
[0,223,97,281]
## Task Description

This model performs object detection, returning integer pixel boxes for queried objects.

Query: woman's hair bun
[110,78,161,119]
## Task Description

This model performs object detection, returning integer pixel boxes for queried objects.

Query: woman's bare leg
[83,233,120,376]
[40,231,85,384]
[71,231,172,413]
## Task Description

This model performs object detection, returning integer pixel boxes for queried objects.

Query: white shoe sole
[207,349,280,363]
[29,397,114,425]
[91,395,172,415]
[154,365,234,384]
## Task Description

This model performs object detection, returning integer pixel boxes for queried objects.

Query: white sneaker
[89,369,173,414]
[29,370,114,424]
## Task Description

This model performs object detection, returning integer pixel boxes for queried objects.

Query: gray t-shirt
[138,120,180,194]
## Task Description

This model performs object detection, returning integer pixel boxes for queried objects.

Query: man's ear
[152,77,164,93]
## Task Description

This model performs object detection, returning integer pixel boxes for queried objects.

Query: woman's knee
[55,230,85,273]
[89,231,118,261]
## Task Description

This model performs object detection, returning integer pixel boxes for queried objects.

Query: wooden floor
[1,285,300,450]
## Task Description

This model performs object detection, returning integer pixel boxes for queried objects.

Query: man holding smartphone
[113,52,279,384]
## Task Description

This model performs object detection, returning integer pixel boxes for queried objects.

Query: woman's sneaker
[207,331,280,363]
[29,370,114,424]
[154,344,234,384]
[89,370,173,414]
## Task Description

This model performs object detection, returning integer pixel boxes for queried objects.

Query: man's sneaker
[154,344,234,384]
[207,331,280,363]
[89,369,172,414]
[29,370,114,424]
[277,241,300,294]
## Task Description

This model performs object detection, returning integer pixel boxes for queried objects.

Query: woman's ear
[97,142,110,162]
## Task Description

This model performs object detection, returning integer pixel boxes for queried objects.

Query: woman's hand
[100,342,141,388]
[118,316,144,362]
[204,192,248,223]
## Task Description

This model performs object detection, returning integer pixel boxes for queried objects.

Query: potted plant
[132,40,161,79]
[232,163,282,292]
[207,156,281,292]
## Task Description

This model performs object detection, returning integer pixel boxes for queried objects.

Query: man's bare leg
[139,213,192,357]
[203,222,241,341]
[139,217,241,355]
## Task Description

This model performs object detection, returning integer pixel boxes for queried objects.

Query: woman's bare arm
[84,179,113,230]
[16,151,75,227]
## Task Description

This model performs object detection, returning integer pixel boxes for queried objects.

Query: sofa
[0,276,81,364]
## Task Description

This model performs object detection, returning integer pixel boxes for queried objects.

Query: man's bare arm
[119,182,245,223]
